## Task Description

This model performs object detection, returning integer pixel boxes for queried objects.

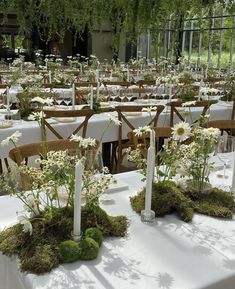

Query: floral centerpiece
[128,120,235,222]
[0,133,128,274]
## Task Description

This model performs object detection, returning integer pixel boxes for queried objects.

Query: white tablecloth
[0,170,234,289]
[0,101,233,159]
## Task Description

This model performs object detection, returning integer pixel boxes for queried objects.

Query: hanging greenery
[0,0,234,45]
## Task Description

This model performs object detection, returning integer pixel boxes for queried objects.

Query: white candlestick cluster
[73,160,83,241]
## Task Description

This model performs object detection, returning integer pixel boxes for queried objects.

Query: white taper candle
[97,81,100,98]
[6,86,10,109]
[231,153,235,193]
[72,83,75,109]
[73,160,83,239]
[49,71,52,84]
[145,146,155,213]
[90,85,94,109]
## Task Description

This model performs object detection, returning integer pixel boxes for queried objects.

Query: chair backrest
[74,82,98,88]
[0,84,8,89]
[137,80,156,88]
[114,104,165,171]
[202,120,235,135]
[9,139,99,190]
[43,108,93,139]
[167,100,216,126]
[75,89,89,105]
[115,104,165,129]
[103,81,130,88]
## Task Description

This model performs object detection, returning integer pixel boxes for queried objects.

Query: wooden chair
[9,139,99,190]
[42,108,93,139]
[167,100,216,127]
[113,104,165,172]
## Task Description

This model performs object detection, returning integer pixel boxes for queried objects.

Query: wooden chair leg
[4,158,10,172]
[0,159,3,174]
[110,142,118,174]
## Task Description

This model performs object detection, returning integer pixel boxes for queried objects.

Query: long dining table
[0,100,233,161]
[0,166,234,289]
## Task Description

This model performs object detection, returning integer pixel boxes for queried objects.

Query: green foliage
[59,240,80,263]
[130,181,235,222]
[0,0,233,47]
[85,228,103,247]
[78,237,99,260]
[0,206,127,273]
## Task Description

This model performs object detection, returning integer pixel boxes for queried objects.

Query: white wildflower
[28,111,46,121]
[182,101,196,107]
[134,126,152,137]
[172,122,191,142]
[31,97,53,105]
[201,127,221,139]
[1,131,22,146]
[106,113,122,126]
[142,106,157,112]
[17,215,33,235]
[70,135,96,148]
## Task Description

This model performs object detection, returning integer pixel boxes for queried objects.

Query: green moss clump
[131,181,194,222]
[0,205,128,273]
[85,228,103,247]
[0,224,27,256]
[78,237,99,260]
[194,201,233,219]
[59,240,80,263]
[81,205,128,237]
[130,181,235,223]
[20,245,59,274]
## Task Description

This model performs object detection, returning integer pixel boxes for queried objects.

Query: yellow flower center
[177,127,185,135]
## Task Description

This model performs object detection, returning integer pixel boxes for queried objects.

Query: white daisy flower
[172,122,191,142]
